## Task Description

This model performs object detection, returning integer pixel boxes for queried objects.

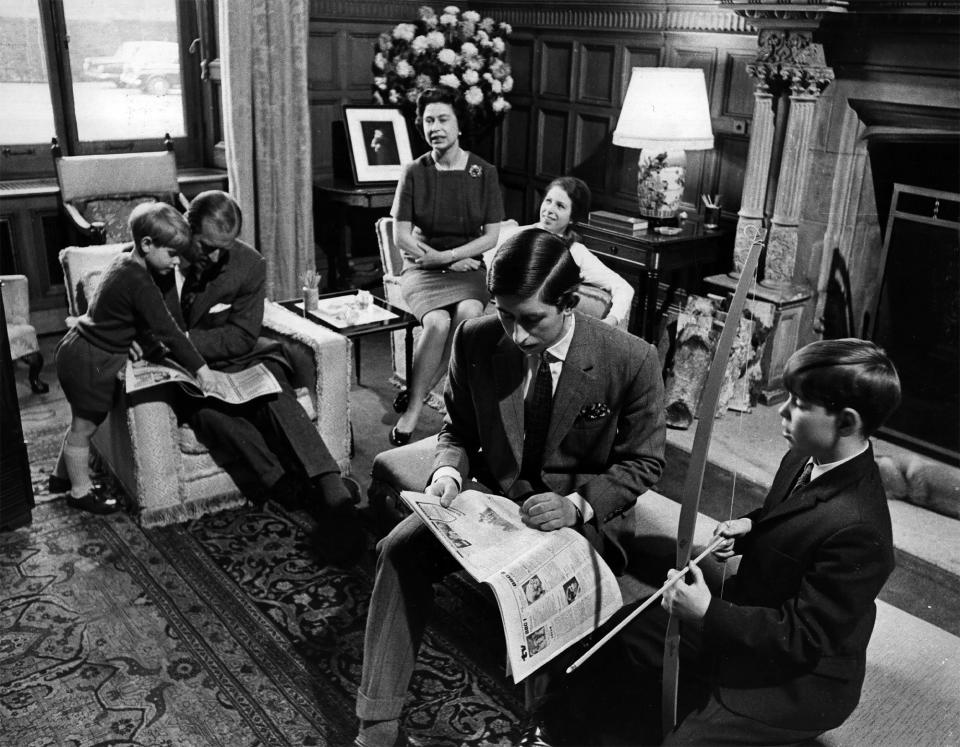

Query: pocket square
[578,402,610,421]
[208,302,232,313]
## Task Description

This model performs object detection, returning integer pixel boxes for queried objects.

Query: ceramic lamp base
[637,150,687,225]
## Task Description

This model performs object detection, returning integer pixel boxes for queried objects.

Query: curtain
[220,0,313,300]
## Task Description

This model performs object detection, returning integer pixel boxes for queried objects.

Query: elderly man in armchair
[159,190,365,567]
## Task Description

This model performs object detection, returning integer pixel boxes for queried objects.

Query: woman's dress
[392,151,504,321]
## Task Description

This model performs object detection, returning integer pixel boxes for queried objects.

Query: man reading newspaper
[355,229,666,747]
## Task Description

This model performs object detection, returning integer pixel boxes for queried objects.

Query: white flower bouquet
[372,5,513,137]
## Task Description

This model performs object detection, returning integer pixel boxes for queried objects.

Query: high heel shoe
[393,390,409,413]
[389,426,412,447]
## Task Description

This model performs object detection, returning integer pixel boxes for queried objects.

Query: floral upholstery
[76,195,160,244]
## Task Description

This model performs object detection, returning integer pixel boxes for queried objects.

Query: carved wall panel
[539,41,575,100]
[577,44,617,105]
[537,109,570,178]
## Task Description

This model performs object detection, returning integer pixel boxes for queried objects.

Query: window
[0,0,217,180]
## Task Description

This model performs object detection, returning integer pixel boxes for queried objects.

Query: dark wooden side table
[278,291,417,388]
[313,178,396,290]
[574,221,731,342]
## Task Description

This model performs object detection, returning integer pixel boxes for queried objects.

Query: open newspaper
[124,359,281,405]
[400,489,623,682]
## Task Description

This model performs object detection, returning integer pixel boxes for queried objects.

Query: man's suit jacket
[163,239,277,372]
[434,312,666,575]
[702,445,895,731]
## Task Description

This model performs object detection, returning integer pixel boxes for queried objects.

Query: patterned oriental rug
[2,495,523,746]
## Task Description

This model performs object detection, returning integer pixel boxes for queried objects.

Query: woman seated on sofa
[498,176,634,329]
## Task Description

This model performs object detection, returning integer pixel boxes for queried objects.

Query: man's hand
[602,315,621,328]
[128,341,144,361]
[520,492,577,531]
[427,475,460,508]
[712,518,752,561]
[195,365,225,399]
[661,563,711,622]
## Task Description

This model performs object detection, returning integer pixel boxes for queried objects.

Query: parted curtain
[219,0,313,299]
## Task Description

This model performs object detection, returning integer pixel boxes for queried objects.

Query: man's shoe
[314,502,367,568]
[518,721,555,747]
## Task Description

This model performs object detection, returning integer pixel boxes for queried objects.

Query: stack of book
[587,210,649,234]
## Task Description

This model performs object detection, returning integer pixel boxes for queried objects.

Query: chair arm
[64,202,107,244]
[0,275,31,326]
[262,301,352,471]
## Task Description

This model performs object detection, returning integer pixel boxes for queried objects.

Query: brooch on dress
[468,164,483,178]
[578,402,611,421]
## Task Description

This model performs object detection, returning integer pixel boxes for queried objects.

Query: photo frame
[342,106,414,184]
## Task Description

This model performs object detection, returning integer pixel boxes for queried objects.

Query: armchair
[52,134,188,245]
[58,244,352,527]
[1,275,48,394]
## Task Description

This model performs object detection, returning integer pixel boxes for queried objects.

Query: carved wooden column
[706,1,845,402]
[761,31,835,287]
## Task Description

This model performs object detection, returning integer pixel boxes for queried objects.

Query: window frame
[0,0,215,180]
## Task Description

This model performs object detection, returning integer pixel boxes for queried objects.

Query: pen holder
[704,206,721,229]
[302,286,319,312]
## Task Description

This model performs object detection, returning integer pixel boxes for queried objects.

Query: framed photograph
[342,106,414,184]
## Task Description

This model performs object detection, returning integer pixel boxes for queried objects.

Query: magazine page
[126,358,198,393]
[125,360,281,405]
[399,489,623,681]
[485,533,623,682]
[399,490,554,582]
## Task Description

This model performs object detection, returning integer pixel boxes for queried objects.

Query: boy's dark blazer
[703,445,895,731]
[433,312,667,575]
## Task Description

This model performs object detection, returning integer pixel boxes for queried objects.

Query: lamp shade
[613,68,714,152]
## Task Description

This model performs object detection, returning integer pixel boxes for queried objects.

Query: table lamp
[613,68,714,228]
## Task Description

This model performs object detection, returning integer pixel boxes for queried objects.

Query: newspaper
[124,359,281,405]
[400,489,623,682]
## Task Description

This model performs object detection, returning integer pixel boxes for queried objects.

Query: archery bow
[660,223,765,736]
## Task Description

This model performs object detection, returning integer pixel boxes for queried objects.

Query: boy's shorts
[55,328,126,424]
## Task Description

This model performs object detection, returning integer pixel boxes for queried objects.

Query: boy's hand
[712,518,752,561]
[128,341,144,361]
[520,492,577,531]
[662,563,711,621]
[427,476,460,508]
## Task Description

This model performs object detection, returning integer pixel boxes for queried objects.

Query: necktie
[519,353,554,487]
[790,461,815,496]
[180,267,202,321]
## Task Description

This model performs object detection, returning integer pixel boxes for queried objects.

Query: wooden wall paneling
[572,111,614,195]
[577,42,617,106]
[509,36,535,96]
[499,104,532,177]
[718,50,756,134]
[500,178,528,222]
[621,44,664,94]
[308,27,338,89]
[536,109,570,180]
[713,134,748,219]
[347,32,380,91]
[538,40,575,101]
[311,100,341,175]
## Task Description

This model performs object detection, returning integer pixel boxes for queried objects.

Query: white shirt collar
[809,442,870,482]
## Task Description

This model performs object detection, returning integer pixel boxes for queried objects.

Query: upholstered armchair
[59,244,353,526]
[52,134,188,245]
[374,216,613,404]
[1,275,48,394]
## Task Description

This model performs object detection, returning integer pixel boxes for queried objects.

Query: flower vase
[302,287,319,312]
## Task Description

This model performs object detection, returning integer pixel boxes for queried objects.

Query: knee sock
[63,443,93,498]
[356,719,399,747]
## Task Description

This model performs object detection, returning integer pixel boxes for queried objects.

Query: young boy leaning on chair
[52,202,219,515]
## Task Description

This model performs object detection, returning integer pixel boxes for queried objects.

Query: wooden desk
[314,178,395,290]
[574,221,731,342]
